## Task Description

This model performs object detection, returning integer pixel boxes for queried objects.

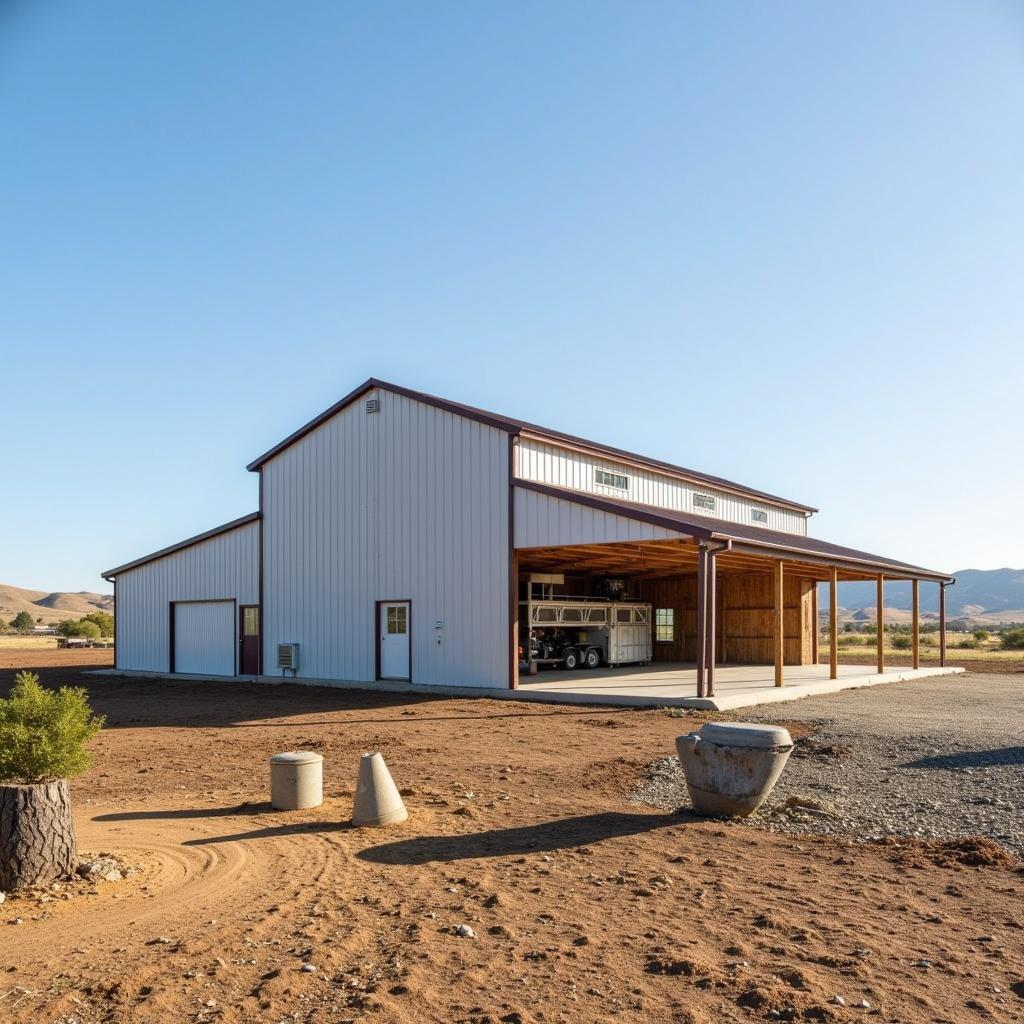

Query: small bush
[956,639,977,650]
[891,635,912,650]
[1002,627,1024,651]
[919,634,937,647]
[0,671,105,784]
[973,629,990,643]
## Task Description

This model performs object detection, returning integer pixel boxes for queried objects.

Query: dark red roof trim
[101,512,260,580]
[244,378,817,514]
[513,480,953,582]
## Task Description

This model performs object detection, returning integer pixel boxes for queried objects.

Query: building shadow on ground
[1,666,639,729]
[902,746,1024,770]
[357,811,686,864]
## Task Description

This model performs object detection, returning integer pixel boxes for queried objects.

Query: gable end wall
[261,388,510,688]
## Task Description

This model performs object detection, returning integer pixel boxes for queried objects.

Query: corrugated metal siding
[115,523,258,673]
[515,438,808,536]
[513,487,681,548]
[174,601,236,676]
[262,388,509,688]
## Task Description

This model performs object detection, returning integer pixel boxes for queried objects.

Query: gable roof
[514,479,953,582]
[246,378,817,514]
[101,512,260,580]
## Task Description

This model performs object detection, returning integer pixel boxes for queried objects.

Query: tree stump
[0,780,77,890]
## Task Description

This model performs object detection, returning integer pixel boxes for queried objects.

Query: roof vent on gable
[365,398,380,414]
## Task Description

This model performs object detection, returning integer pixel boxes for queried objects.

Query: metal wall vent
[276,643,300,671]
[365,398,380,414]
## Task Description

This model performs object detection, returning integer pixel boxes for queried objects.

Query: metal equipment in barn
[525,598,653,670]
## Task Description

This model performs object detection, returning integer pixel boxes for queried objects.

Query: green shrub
[0,671,105,784]
[956,639,977,650]
[1002,627,1024,650]
[919,634,937,647]
[891,635,912,650]
[56,618,102,639]
[82,611,114,637]
[973,629,990,642]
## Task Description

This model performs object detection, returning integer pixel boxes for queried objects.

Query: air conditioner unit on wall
[277,643,299,673]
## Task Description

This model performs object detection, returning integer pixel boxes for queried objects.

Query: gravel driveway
[631,672,1024,858]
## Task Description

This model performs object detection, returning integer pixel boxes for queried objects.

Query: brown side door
[239,605,260,675]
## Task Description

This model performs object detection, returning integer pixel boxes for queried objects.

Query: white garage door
[174,601,235,676]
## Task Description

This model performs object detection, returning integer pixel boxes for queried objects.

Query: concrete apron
[86,665,966,712]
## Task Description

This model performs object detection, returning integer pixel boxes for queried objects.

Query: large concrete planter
[676,722,793,818]
[0,780,77,890]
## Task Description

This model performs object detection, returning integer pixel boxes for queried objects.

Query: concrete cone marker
[352,752,408,827]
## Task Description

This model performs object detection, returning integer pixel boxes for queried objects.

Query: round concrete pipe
[269,751,324,810]
[676,722,793,818]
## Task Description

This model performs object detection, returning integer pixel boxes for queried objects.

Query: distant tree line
[833,619,1024,651]
[2,611,113,638]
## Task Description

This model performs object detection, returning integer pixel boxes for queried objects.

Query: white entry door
[379,601,410,680]
[174,601,235,676]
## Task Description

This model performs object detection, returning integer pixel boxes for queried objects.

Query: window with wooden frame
[655,607,675,643]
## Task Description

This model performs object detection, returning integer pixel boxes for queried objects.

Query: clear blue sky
[2,2,1021,595]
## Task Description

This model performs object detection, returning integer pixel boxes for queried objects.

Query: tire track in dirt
[5,809,341,967]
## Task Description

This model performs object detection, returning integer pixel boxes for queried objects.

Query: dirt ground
[1,651,1022,1024]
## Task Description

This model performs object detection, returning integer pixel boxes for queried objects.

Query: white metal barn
[103,378,956,704]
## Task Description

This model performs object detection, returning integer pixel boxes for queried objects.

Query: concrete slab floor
[515,661,966,711]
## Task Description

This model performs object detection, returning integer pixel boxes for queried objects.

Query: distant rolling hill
[0,584,114,625]
[823,568,1024,625]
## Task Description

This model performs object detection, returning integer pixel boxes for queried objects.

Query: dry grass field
[822,630,1024,675]
[0,647,1022,1023]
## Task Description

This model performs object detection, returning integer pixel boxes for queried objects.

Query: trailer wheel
[583,648,600,669]
[563,649,579,670]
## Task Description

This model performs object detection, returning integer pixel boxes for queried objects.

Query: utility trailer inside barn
[523,596,653,670]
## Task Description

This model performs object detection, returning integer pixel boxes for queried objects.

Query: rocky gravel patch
[630,676,1024,859]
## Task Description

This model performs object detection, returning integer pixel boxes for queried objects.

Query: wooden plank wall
[641,572,813,665]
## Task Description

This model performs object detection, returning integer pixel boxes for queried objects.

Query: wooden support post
[876,574,885,674]
[912,579,920,670]
[510,552,520,689]
[829,567,838,680]
[774,561,784,687]
[706,552,717,697]
[811,581,820,664]
[939,582,947,667]
[695,545,707,698]
[718,574,727,666]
